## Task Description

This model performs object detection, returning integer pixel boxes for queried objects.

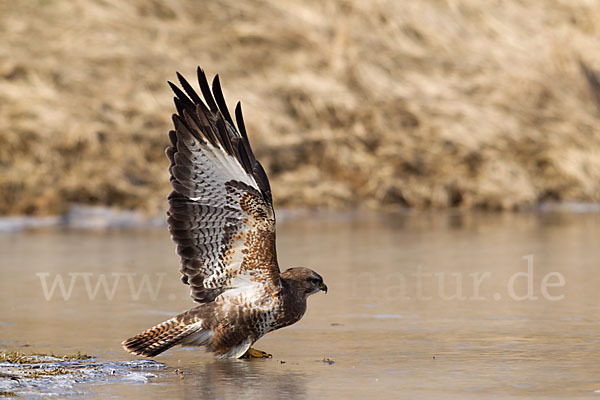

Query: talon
[242,347,272,359]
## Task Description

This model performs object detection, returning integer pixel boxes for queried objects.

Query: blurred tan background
[1,0,600,216]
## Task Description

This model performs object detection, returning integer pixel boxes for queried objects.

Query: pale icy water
[1,210,599,399]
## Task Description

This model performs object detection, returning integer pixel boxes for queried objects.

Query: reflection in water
[177,360,306,400]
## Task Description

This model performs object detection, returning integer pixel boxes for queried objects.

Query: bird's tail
[122,311,209,357]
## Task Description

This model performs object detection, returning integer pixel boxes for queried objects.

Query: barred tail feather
[122,316,205,357]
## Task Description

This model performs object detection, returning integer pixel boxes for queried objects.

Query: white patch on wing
[178,135,257,203]
[199,141,257,190]
[219,278,273,309]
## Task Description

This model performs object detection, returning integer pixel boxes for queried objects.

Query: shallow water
[1,210,599,399]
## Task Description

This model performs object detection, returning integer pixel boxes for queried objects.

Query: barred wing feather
[166,68,280,304]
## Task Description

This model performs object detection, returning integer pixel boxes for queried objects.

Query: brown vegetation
[1,0,600,215]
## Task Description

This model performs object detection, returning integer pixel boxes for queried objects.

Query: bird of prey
[122,68,327,359]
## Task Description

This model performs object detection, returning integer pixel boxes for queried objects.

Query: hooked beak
[316,283,328,293]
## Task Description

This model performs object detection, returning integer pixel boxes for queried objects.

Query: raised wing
[166,67,280,304]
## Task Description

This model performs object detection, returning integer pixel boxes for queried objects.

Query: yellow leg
[242,347,272,359]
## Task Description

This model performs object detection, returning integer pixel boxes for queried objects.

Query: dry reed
[1,0,600,215]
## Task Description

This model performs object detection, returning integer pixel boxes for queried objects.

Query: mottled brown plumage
[122,68,326,359]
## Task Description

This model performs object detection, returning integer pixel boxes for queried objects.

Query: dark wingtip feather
[233,137,253,174]
[176,71,202,104]
[253,162,273,203]
[197,67,219,113]
[168,67,274,206]
[215,112,236,157]
[168,80,190,103]
[168,130,177,147]
[180,109,209,145]
[173,97,186,117]
[194,104,220,148]
[235,102,248,140]
[170,82,196,117]
[212,74,235,127]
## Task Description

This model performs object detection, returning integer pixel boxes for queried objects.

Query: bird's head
[281,267,327,298]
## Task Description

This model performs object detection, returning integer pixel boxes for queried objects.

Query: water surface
[1,211,599,398]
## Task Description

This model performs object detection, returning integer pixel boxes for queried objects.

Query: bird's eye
[310,278,319,284]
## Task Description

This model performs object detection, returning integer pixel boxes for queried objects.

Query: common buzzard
[122,68,327,359]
